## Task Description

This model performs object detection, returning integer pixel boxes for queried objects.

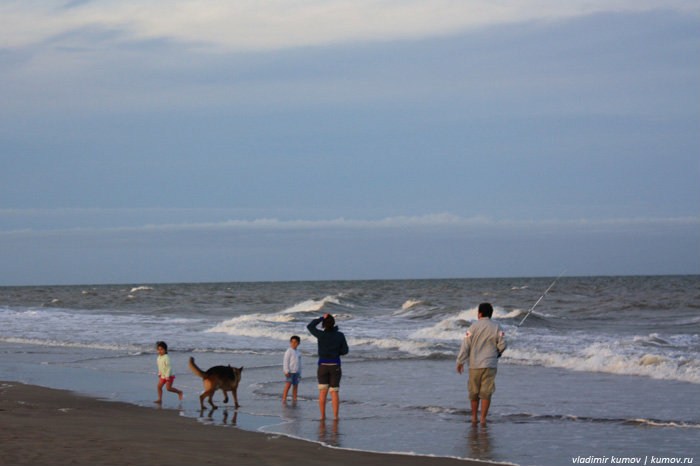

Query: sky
[1,0,698,286]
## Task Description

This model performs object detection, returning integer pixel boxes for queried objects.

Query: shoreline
[0,381,508,466]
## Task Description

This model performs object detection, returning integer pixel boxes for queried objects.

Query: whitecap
[503,344,700,384]
[130,286,153,293]
[639,354,669,366]
[401,299,424,310]
[409,306,521,341]
[633,333,670,346]
[348,336,436,356]
[280,294,344,314]
[205,313,299,341]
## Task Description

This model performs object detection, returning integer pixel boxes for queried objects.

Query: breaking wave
[504,343,700,384]
[280,294,347,314]
[401,299,424,310]
[206,294,354,341]
[409,306,530,341]
[130,286,153,293]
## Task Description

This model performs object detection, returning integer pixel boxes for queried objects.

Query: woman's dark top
[307,317,349,365]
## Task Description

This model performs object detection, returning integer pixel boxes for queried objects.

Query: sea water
[1,276,698,465]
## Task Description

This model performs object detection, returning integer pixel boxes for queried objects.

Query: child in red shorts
[155,341,183,404]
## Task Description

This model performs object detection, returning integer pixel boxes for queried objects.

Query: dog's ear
[239,367,244,371]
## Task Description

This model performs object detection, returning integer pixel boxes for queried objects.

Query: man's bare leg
[480,399,490,424]
[471,400,479,423]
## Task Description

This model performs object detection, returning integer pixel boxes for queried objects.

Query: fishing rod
[511,272,564,336]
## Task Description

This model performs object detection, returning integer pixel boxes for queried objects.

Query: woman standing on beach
[307,313,349,420]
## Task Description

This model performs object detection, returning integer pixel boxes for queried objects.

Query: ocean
[1,276,698,465]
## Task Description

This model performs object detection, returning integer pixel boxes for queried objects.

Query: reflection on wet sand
[466,423,493,461]
[318,419,340,447]
[199,407,238,425]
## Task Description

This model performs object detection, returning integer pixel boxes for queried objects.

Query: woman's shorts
[286,373,300,386]
[317,364,342,392]
[468,368,497,401]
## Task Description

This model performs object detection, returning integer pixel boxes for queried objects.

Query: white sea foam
[6,310,40,317]
[205,313,297,341]
[0,337,144,352]
[503,343,700,384]
[205,309,440,356]
[639,354,669,365]
[130,286,153,293]
[401,299,424,310]
[348,336,436,356]
[409,306,523,341]
[627,419,700,429]
[0,306,207,355]
[280,294,344,314]
[633,333,671,346]
[206,295,350,341]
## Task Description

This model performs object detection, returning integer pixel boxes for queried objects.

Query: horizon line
[2,272,698,289]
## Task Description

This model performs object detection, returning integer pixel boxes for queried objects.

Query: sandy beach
[0,381,503,466]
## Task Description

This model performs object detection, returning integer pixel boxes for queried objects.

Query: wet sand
[0,381,506,466]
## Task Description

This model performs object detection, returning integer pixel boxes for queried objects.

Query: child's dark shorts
[317,364,341,392]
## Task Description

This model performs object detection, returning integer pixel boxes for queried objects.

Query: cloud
[1,212,697,238]
[2,1,696,52]
[1,212,698,285]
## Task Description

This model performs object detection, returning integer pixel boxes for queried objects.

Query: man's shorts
[317,364,342,392]
[159,375,175,384]
[286,372,300,386]
[468,368,497,401]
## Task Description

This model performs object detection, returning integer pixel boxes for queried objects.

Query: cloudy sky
[1,1,698,285]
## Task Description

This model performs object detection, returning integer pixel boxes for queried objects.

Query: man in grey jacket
[456,302,507,424]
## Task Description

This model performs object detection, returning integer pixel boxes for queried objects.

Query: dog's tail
[188,357,207,379]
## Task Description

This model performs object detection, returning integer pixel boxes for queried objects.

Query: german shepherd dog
[188,357,243,409]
